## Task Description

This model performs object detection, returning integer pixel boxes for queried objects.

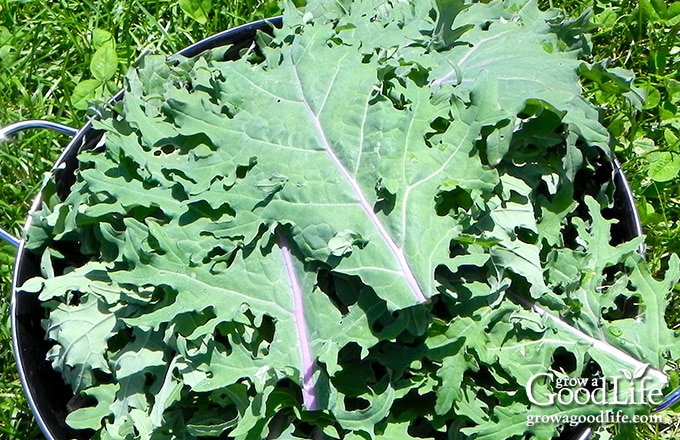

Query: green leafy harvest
[19,0,680,439]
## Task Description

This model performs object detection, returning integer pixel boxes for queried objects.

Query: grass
[0,0,678,439]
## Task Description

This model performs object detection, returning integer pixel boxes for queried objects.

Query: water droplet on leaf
[608,326,623,337]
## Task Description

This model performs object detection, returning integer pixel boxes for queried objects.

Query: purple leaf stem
[277,231,318,410]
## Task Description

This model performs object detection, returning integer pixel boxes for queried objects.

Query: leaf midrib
[291,55,427,304]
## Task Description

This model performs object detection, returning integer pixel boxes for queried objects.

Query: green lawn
[0,0,678,439]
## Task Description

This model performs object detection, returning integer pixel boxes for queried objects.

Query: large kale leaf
[20,0,679,439]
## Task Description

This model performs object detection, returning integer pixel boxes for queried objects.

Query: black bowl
[10,15,641,440]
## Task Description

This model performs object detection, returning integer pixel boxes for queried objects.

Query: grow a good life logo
[524,368,666,427]
[526,369,664,407]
